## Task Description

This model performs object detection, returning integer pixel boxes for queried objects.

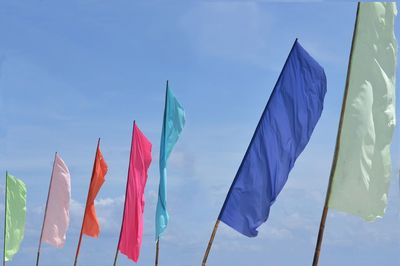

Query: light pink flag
[41,153,71,248]
[118,122,152,262]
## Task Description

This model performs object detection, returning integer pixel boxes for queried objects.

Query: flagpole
[113,122,136,266]
[3,171,8,266]
[201,220,220,266]
[154,80,169,266]
[113,245,119,266]
[312,3,360,266]
[36,152,58,266]
[155,239,159,266]
[74,138,101,266]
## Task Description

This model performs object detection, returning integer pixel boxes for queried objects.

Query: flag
[155,82,186,239]
[219,40,327,237]
[41,154,71,247]
[328,2,397,220]
[82,143,108,237]
[4,173,27,261]
[118,122,152,262]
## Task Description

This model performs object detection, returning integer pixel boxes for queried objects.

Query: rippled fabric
[42,154,71,247]
[82,145,108,238]
[118,123,152,262]
[155,84,185,239]
[5,173,27,261]
[219,40,327,237]
[329,2,397,221]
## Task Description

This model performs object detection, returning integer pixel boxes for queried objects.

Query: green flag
[328,2,397,220]
[4,173,27,262]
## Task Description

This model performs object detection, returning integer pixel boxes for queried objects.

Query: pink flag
[41,153,71,247]
[118,122,152,262]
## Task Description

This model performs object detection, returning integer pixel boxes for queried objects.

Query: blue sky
[0,1,399,265]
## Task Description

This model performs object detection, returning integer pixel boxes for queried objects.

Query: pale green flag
[4,173,27,261]
[328,2,397,221]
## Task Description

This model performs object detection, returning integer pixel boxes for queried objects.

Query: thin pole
[74,138,101,266]
[36,153,58,266]
[3,171,8,266]
[113,244,119,266]
[201,220,220,266]
[154,81,169,266]
[312,3,361,266]
[155,239,159,266]
[113,122,136,266]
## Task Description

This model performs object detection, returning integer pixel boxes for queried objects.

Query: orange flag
[82,141,108,237]
[74,140,108,265]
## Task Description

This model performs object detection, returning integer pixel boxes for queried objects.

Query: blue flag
[219,40,327,237]
[156,82,186,239]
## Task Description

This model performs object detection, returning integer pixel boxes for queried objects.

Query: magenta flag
[117,122,152,262]
[41,153,71,247]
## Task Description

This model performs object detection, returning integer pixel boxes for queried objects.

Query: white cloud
[94,196,124,207]
[70,198,85,219]
[66,197,125,234]
[94,196,125,233]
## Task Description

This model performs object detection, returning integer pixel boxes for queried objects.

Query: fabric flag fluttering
[328,2,397,221]
[313,3,397,265]
[114,122,152,264]
[38,154,71,248]
[37,153,71,265]
[220,39,327,237]
[82,141,108,237]
[155,81,186,240]
[202,39,327,265]
[4,172,27,263]
[74,139,108,266]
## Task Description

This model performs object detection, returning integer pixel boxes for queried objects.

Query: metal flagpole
[113,122,136,266]
[36,152,58,266]
[312,3,361,266]
[74,139,101,266]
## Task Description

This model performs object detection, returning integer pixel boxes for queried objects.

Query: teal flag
[155,82,185,239]
[4,173,27,262]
